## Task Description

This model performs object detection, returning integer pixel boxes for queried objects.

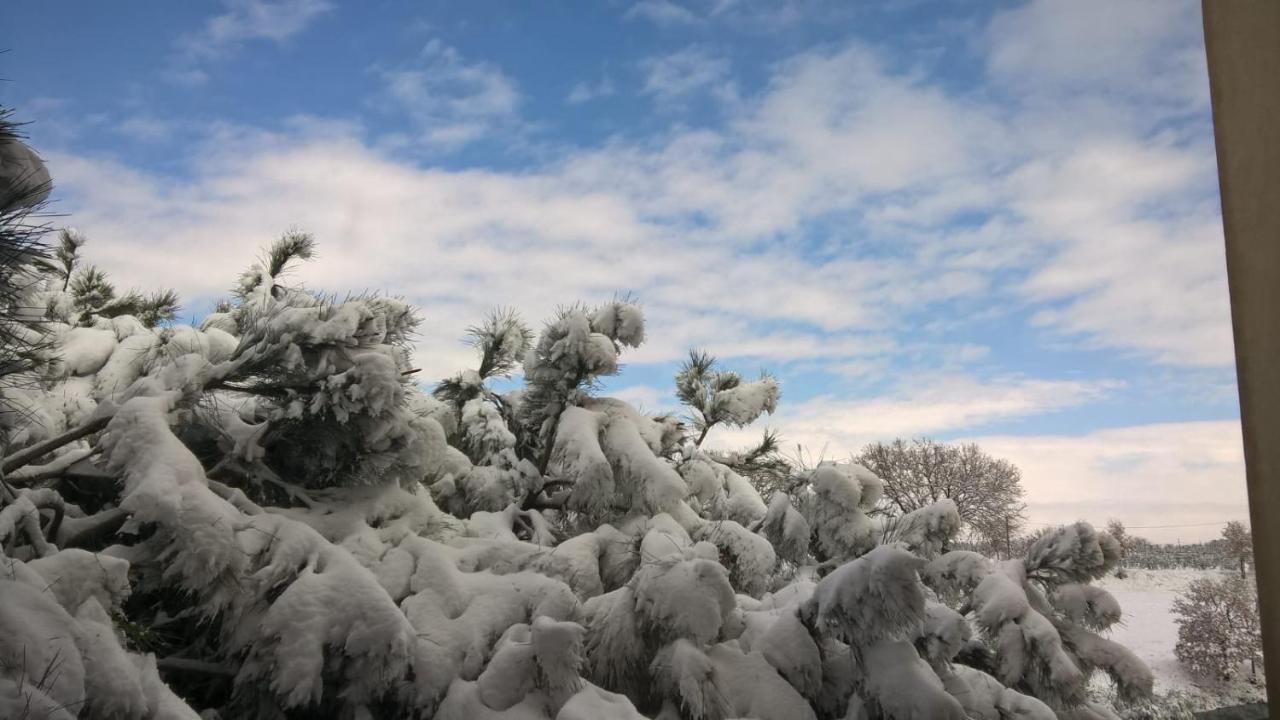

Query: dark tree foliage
[0,108,55,435]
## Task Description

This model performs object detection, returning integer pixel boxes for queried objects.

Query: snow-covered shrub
[1172,574,1262,682]
[1221,520,1253,579]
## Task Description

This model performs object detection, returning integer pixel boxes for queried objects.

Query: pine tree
[0,134,1156,719]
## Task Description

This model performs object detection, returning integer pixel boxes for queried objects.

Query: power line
[1023,519,1238,530]
[1126,521,1234,529]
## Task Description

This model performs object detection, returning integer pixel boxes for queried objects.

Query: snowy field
[1094,568,1221,694]
[1092,567,1267,717]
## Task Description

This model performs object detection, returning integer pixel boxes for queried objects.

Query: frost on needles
[0,136,1152,720]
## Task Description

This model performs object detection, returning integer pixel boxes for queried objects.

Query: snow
[804,545,927,646]
[945,665,1056,720]
[552,405,614,513]
[463,396,518,458]
[920,601,971,666]
[200,310,238,334]
[313,350,404,422]
[28,548,132,614]
[1053,583,1122,630]
[524,310,619,384]
[631,557,736,644]
[95,331,159,398]
[0,579,88,714]
[692,519,776,596]
[601,414,686,514]
[477,629,539,710]
[709,376,779,426]
[246,532,416,709]
[810,462,882,559]
[103,394,249,594]
[863,638,967,719]
[159,325,210,360]
[60,326,118,377]
[0,383,68,444]
[584,587,648,691]
[700,641,818,720]
[75,596,150,718]
[923,550,992,597]
[754,609,822,697]
[760,493,811,563]
[708,462,768,524]
[203,326,239,361]
[590,301,645,348]
[1025,521,1122,583]
[399,537,581,705]
[556,684,646,719]
[1093,568,1222,694]
[888,498,961,557]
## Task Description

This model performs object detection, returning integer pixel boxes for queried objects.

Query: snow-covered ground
[1089,568,1268,716]
[1094,568,1223,694]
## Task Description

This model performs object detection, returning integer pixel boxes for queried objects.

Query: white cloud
[45,130,932,382]
[986,0,1208,110]
[49,41,1016,381]
[970,421,1247,542]
[705,380,1246,543]
[169,0,333,84]
[567,77,616,105]
[181,0,333,58]
[557,44,1004,244]
[1006,140,1232,366]
[705,375,1117,457]
[622,0,833,29]
[375,40,521,151]
[980,0,1231,368]
[116,116,174,143]
[604,385,673,414]
[624,0,701,26]
[52,7,1232,383]
[638,47,732,102]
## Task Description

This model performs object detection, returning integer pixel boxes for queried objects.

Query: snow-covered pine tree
[923,523,1153,719]
[0,131,1156,720]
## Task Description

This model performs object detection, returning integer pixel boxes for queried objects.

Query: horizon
[0,0,1244,541]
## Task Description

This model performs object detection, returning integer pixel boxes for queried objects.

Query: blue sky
[1,0,1245,540]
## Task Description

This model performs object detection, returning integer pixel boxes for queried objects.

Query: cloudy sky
[3,0,1244,540]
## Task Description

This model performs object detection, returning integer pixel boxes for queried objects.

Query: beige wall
[1202,0,1280,706]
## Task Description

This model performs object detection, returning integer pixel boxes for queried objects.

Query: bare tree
[1222,520,1253,579]
[856,438,1026,551]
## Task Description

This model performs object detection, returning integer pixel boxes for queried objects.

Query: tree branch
[1,415,110,474]
[156,657,236,677]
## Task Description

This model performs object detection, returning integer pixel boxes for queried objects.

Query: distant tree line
[1116,517,1254,568]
